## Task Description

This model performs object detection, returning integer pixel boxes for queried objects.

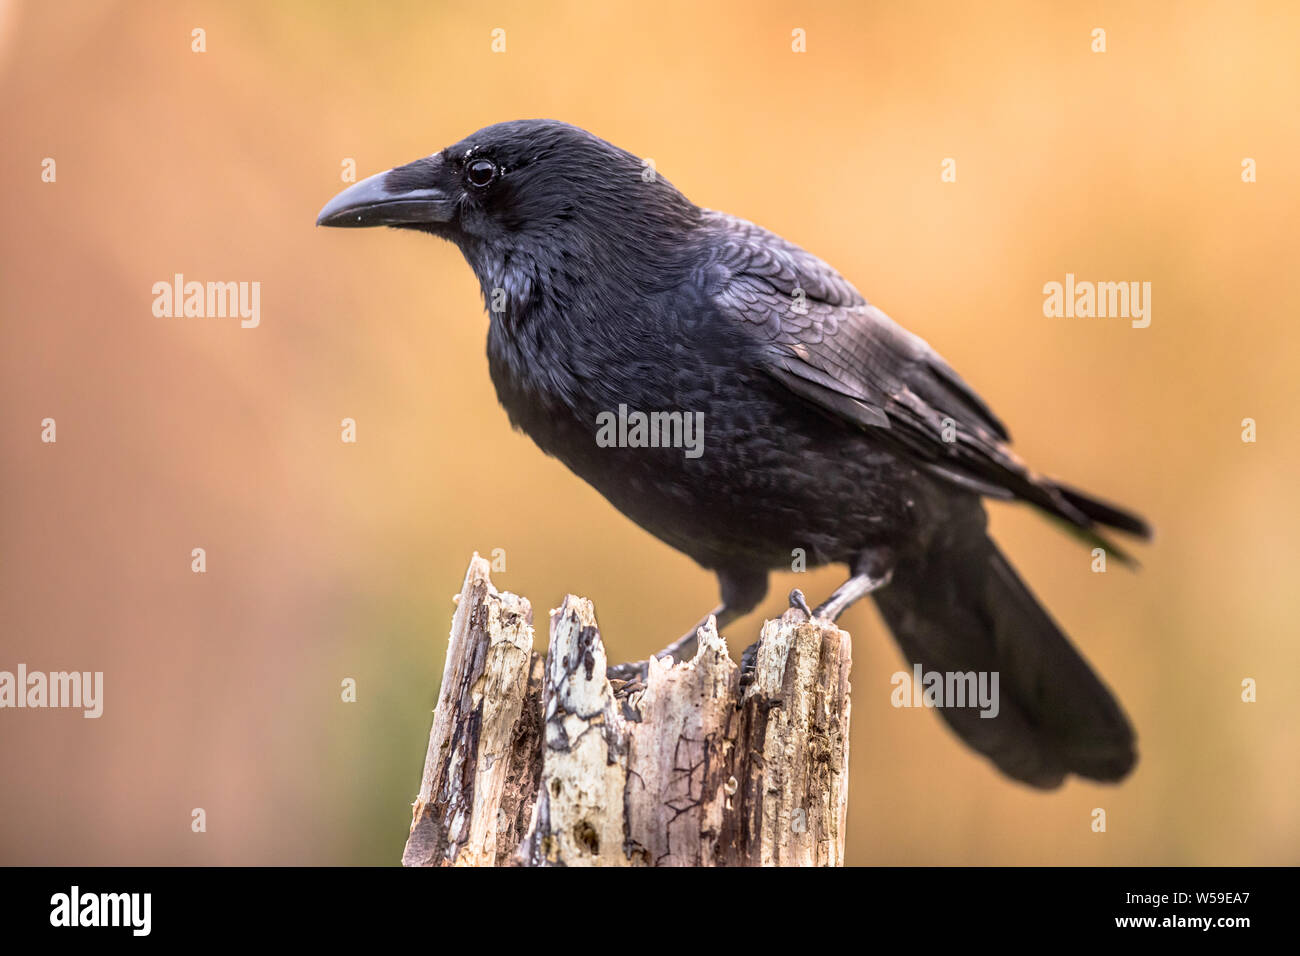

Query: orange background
[1,0,1297,865]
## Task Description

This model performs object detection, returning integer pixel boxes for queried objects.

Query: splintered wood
[403,554,852,867]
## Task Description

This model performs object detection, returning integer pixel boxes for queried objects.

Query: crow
[317,119,1150,788]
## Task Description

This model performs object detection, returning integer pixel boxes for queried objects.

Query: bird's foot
[606,625,697,686]
[788,587,815,620]
[607,659,649,685]
[737,639,760,691]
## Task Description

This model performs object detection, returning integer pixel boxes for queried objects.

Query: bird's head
[317,120,700,296]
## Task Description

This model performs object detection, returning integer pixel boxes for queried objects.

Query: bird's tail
[872,512,1136,788]
[1049,480,1152,540]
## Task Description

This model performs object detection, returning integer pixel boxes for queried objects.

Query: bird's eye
[466,159,497,188]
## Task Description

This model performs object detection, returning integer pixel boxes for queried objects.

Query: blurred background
[1,0,1297,865]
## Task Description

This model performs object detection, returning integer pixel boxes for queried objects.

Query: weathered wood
[402,555,542,867]
[514,594,632,866]
[403,555,853,867]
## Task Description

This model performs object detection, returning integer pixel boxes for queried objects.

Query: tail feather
[1050,481,1153,540]
[873,515,1137,788]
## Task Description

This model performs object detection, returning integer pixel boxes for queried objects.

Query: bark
[403,555,852,867]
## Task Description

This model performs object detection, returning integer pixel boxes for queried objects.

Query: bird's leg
[606,569,767,684]
[741,553,895,690]
[793,548,896,622]
[811,567,893,620]
[605,608,726,685]
[645,602,739,670]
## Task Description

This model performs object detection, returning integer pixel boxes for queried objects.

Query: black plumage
[318,119,1151,788]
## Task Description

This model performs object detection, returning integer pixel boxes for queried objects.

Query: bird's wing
[698,210,1099,519]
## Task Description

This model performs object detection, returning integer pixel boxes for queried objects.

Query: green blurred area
[1,0,1297,865]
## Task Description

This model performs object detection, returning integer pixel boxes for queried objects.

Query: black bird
[317,119,1150,788]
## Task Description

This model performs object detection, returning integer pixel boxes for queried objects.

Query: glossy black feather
[327,119,1150,786]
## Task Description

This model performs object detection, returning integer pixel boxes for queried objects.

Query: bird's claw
[607,659,648,684]
[788,587,814,619]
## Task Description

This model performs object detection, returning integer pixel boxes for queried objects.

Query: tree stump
[402,554,853,867]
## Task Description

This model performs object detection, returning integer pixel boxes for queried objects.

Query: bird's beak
[316,168,456,228]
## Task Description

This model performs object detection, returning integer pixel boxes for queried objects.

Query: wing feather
[698,210,1090,525]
